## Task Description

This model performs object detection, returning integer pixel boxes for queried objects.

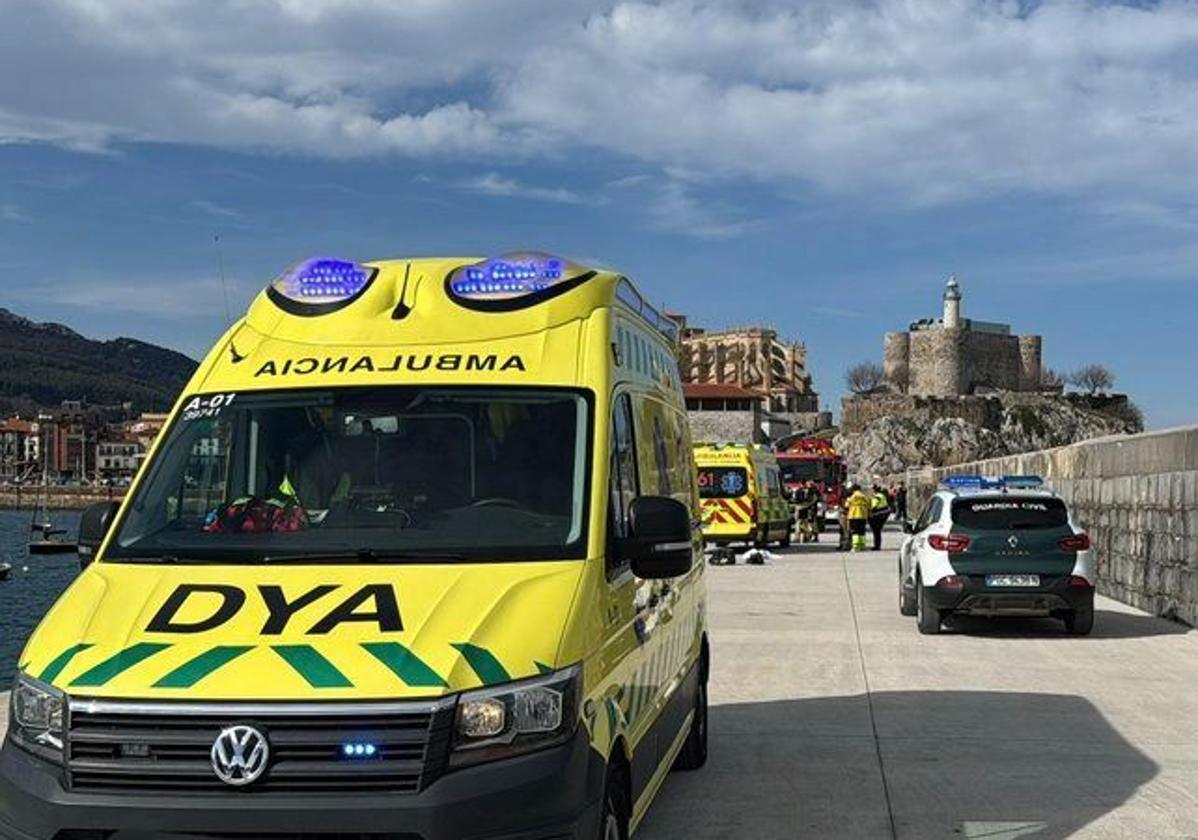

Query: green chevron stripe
[452,642,510,686]
[273,644,352,688]
[154,645,253,689]
[70,643,170,687]
[362,642,447,688]
[37,643,93,683]
[606,697,619,736]
[535,661,554,676]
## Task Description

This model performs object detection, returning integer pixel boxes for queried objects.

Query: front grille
[66,699,455,795]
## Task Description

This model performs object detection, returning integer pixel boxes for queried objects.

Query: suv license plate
[986,574,1040,587]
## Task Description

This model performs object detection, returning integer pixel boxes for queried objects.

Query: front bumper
[0,726,603,840]
[923,575,1094,617]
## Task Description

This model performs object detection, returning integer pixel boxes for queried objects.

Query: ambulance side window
[608,393,638,574]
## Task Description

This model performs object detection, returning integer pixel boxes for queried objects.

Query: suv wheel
[916,575,942,635]
[899,568,917,617]
[1064,607,1094,636]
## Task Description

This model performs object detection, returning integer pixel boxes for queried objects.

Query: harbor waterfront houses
[0,403,167,487]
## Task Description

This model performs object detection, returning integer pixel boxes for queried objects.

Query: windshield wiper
[260,549,466,564]
[110,554,228,565]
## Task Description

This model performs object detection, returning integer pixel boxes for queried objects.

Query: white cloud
[2,0,1198,209]
[191,199,242,220]
[634,178,758,239]
[17,275,259,321]
[456,173,586,204]
[0,203,30,223]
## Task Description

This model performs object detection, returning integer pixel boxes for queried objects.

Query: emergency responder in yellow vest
[845,484,872,552]
[868,484,892,551]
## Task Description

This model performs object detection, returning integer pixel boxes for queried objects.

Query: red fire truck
[775,438,847,528]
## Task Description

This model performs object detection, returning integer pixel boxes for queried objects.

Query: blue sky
[1,0,1196,428]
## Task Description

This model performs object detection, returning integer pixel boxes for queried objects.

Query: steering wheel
[471,497,531,510]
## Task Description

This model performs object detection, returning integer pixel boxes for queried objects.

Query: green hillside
[0,308,197,414]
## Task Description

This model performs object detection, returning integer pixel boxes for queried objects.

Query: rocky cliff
[835,392,1141,478]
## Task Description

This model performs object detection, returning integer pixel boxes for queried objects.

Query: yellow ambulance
[694,443,792,549]
[2,254,708,840]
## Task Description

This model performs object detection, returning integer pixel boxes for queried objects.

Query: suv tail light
[928,533,971,553]
[1068,575,1094,589]
[1058,533,1091,552]
[936,575,964,589]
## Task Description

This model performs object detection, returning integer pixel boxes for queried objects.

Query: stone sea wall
[0,486,125,511]
[905,425,1198,626]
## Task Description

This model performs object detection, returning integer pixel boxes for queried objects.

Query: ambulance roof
[188,253,678,393]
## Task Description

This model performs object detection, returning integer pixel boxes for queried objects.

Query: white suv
[898,476,1096,636]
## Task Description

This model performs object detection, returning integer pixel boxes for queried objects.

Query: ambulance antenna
[214,234,232,326]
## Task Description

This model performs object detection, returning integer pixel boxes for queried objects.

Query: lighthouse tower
[943,274,962,329]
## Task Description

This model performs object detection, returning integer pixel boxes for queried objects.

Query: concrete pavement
[638,529,1198,839]
[2,529,1195,838]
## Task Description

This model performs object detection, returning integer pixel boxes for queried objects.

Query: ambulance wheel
[916,576,942,635]
[674,676,708,771]
[1064,607,1094,636]
[598,762,629,840]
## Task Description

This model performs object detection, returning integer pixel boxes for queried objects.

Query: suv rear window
[952,497,1068,530]
[698,467,749,499]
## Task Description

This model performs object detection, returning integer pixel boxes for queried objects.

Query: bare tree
[1040,367,1065,390]
[846,362,885,395]
[1068,364,1115,394]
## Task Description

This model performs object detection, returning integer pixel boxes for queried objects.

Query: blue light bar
[271,257,374,307]
[940,475,993,489]
[940,475,1045,490]
[447,252,587,306]
[1001,475,1045,488]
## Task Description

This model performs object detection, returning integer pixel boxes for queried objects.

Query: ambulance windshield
[107,387,591,562]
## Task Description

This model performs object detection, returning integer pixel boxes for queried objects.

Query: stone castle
[883,277,1043,397]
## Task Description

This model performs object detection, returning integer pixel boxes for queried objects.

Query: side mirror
[78,501,119,567]
[622,496,694,580]
[902,521,915,534]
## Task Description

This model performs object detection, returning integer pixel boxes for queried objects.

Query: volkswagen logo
[1008,535,1020,549]
[211,725,270,787]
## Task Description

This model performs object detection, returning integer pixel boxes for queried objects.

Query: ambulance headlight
[267,257,378,315]
[10,673,65,761]
[446,252,594,310]
[450,664,580,768]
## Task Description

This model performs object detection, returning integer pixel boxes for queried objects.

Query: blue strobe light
[447,252,586,305]
[271,257,374,306]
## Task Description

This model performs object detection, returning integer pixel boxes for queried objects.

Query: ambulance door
[630,393,691,782]
[604,391,656,801]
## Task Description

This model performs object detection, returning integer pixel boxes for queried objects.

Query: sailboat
[28,436,76,555]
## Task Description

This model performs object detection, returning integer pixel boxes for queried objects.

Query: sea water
[0,509,82,684]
